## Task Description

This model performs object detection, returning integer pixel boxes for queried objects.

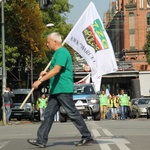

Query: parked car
[130,97,150,118]
[137,98,150,117]
[59,83,100,122]
[146,101,150,119]
[11,89,35,121]
[129,98,139,118]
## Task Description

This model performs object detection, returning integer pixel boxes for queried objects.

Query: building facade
[105,0,150,71]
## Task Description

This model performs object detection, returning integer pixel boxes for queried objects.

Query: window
[129,13,135,29]
[140,0,143,8]
[130,0,133,4]
[147,13,150,25]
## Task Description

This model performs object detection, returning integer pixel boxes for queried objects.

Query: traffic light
[39,0,53,9]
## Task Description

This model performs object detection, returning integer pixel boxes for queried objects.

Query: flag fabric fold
[65,2,118,91]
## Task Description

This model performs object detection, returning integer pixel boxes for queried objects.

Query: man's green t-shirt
[49,46,73,94]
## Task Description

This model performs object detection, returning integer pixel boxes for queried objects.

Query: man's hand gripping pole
[20,61,51,109]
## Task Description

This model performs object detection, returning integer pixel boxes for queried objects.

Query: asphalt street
[0,118,150,150]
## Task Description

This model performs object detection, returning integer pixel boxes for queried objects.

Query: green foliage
[144,31,150,64]
[0,0,74,87]
[0,45,19,70]
[33,0,73,72]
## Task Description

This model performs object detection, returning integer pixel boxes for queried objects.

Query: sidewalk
[0,120,40,126]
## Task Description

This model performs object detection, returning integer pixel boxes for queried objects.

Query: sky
[66,0,112,24]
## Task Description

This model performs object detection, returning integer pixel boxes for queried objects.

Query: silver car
[11,89,34,121]
[59,83,100,122]
[136,98,150,117]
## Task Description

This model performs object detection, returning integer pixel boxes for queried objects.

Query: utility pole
[1,0,6,125]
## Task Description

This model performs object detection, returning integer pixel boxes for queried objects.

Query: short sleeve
[55,52,67,67]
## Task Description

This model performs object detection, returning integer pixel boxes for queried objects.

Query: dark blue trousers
[37,93,92,145]
[120,106,127,120]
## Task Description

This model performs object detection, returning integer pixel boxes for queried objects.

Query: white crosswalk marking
[102,129,113,136]
[100,144,112,150]
[117,143,131,150]
[91,129,101,137]
[91,128,131,150]
[0,141,9,149]
[97,139,130,150]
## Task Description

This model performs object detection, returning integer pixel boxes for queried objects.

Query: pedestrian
[107,94,113,120]
[118,89,130,120]
[3,87,15,124]
[115,95,120,120]
[27,32,93,148]
[36,94,47,121]
[111,94,120,120]
[99,90,108,120]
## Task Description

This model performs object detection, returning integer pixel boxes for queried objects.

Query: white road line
[100,144,112,150]
[102,129,113,136]
[0,141,9,149]
[91,129,101,137]
[117,143,131,150]
[91,126,131,150]
[97,138,131,150]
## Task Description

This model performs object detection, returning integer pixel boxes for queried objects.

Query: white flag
[75,73,90,84]
[65,2,118,83]
[94,76,102,92]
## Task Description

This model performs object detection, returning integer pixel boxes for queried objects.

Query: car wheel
[93,112,100,121]
[129,111,134,119]
[29,113,34,121]
[59,113,67,122]
[136,111,139,118]
[147,109,150,119]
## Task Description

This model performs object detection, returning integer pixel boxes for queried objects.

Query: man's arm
[9,92,15,97]
[33,65,62,89]
[40,65,61,82]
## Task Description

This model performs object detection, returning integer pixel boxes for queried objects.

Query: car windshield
[73,84,95,94]
[12,94,32,103]
[131,99,137,105]
[138,99,150,105]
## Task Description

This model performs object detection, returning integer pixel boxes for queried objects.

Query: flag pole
[20,61,51,109]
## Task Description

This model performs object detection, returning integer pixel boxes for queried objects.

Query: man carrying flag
[27,32,93,148]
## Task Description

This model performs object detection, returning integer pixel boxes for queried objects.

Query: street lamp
[1,0,6,125]
[46,23,54,27]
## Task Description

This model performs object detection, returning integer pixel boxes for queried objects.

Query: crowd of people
[99,89,131,120]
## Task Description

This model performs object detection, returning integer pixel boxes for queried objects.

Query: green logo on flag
[83,19,109,51]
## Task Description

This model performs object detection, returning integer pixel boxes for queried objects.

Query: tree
[0,0,73,88]
[33,0,74,72]
[144,31,150,64]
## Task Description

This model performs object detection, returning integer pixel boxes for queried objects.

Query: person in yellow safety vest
[36,94,47,121]
[99,90,108,120]
[118,90,130,120]
[107,95,113,119]
[111,95,120,120]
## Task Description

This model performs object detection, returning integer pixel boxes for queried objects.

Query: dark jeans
[120,106,127,120]
[5,105,12,123]
[37,93,92,145]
